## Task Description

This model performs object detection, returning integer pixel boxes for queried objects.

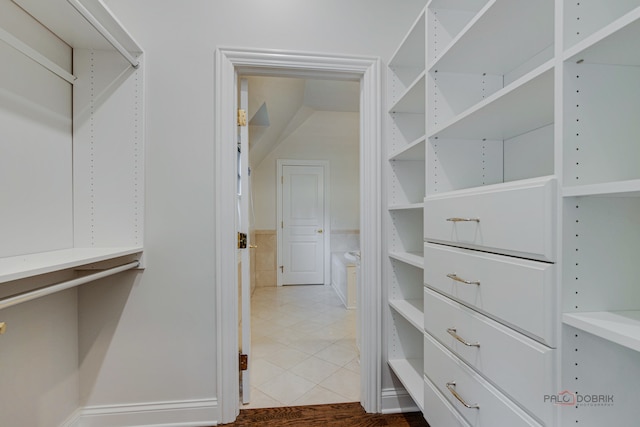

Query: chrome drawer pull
[447,328,480,347]
[446,381,480,409]
[446,273,480,286]
[446,217,480,222]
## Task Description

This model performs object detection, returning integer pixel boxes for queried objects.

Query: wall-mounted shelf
[389,136,426,161]
[563,311,640,353]
[389,73,426,114]
[428,61,554,140]
[389,251,424,269]
[388,203,424,211]
[390,299,424,331]
[563,179,640,198]
[12,0,141,53]
[388,358,425,412]
[0,247,143,284]
[564,6,640,65]
[430,0,553,75]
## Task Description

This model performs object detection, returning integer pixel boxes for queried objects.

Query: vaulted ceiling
[246,76,359,167]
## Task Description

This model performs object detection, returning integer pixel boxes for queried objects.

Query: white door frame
[214,47,381,424]
[277,159,330,287]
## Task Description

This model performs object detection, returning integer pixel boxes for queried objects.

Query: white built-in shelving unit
[561,1,640,425]
[0,0,144,292]
[385,7,427,412]
[386,0,640,425]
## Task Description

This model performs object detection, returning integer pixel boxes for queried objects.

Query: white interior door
[238,78,251,404]
[279,162,327,285]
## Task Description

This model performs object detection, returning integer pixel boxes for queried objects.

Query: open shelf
[430,0,554,75]
[563,311,640,353]
[390,299,424,331]
[389,8,426,70]
[389,136,426,161]
[389,251,424,269]
[388,202,424,211]
[12,0,141,52]
[428,60,554,140]
[564,6,640,65]
[563,179,640,198]
[389,72,426,114]
[388,358,425,412]
[564,0,640,53]
[0,247,143,283]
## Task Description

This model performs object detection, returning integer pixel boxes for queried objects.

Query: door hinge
[238,232,247,249]
[281,221,283,229]
[239,353,248,371]
[237,109,247,126]
[281,175,283,184]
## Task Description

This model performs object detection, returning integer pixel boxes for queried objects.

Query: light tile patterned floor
[242,285,359,409]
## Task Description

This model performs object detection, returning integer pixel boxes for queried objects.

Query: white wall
[252,110,360,231]
[76,0,428,422]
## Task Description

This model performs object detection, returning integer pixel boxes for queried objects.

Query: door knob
[317,229,323,234]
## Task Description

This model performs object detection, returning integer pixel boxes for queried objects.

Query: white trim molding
[214,48,382,424]
[76,399,218,427]
[380,388,420,415]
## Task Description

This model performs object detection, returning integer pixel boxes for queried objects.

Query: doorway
[215,48,382,424]
[244,77,361,407]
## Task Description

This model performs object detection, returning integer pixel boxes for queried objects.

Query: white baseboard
[380,387,420,414]
[76,398,219,427]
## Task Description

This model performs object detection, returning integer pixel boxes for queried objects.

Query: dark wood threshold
[219,402,430,426]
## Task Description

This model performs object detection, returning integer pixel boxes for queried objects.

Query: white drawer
[424,242,556,346]
[424,376,471,427]
[424,333,544,427]
[424,176,556,262]
[424,288,555,425]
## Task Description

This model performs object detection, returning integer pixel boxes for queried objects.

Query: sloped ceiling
[246,76,359,167]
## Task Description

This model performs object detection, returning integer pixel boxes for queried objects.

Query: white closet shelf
[564,6,640,66]
[388,202,424,211]
[563,311,640,353]
[13,0,141,53]
[389,72,426,114]
[389,251,425,269]
[389,136,426,161]
[389,8,426,69]
[430,0,554,74]
[390,299,424,332]
[428,60,554,140]
[0,247,143,283]
[563,179,640,198]
[388,358,425,412]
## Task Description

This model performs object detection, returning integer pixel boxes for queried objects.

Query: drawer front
[424,333,543,427]
[424,176,556,262]
[424,288,555,425]
[424,376,471,427]
[424,242,556,345]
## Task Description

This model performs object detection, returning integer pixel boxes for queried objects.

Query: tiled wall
[254,230,277,287]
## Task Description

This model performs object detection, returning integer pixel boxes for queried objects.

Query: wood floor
[221,402,430,426]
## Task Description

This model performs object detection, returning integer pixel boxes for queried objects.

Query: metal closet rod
[0,260,139,311]
[0,26,76,84]
[67,0,140,69]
